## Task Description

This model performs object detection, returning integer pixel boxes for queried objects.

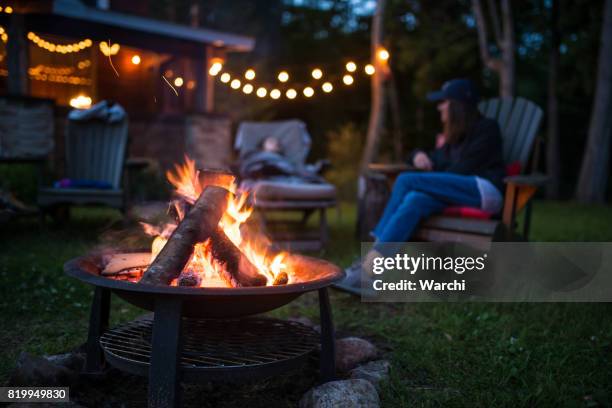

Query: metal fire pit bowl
[65,250,344,318]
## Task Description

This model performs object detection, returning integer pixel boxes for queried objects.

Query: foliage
[324,122,364,200]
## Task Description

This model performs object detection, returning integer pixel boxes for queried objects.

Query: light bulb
[174,77,184,87]
[131,55,141,65]
[243,83,254,94]
[245,69,256,80]
[270,89,281,99]
[220,73,231,83]
[256,87,267,98]
[311,68,323,79]
[345,61,357,72]
[322,82,333,93]
[303,87,314,97]
[364,64,375,75]
[277,71,289,82]
[343,74,354,85]
[286,89,297,99]
[230,79,241,89]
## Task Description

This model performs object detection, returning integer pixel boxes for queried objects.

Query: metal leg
[318,288,336,382]
[85,287,111,373]
[319,208,329,250]
[149,298,183,408]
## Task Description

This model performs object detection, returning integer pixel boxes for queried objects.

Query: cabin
[0,0,254,169]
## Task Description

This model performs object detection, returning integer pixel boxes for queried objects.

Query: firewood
[139,186,230,286]
[178,271,201,287]
[272,272,288,286]
[208,228,267,287]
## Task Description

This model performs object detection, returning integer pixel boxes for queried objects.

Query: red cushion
[443,206,493,219]
[506,161,521,177]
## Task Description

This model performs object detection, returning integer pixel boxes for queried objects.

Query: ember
[106,157,292,287]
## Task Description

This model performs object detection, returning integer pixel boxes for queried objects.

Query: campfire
[103,157,290,288]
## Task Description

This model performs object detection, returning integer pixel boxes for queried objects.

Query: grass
[1,200,612,406]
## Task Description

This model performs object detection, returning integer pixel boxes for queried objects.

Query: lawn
[1,200,612,406]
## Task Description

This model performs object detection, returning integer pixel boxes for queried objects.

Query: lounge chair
[234,120,337,252]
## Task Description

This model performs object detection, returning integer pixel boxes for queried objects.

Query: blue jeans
[373,172,482,243]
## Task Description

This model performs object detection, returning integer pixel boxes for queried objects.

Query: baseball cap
[427,79,480,105]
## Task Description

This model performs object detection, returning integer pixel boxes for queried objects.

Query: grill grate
[100,316,319,377]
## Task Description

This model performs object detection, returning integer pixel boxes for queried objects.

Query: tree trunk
[546,0,561,198]
[472,0,515,97]
[576,0,612,203]
[361,0,387,171]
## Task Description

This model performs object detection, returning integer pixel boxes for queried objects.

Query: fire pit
[64,158,344,407]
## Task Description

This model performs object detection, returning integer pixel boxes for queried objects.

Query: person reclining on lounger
[239,136,323,182]
[339,78,506,290]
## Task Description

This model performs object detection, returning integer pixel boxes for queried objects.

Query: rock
[335,337,378,372]
[349,360,391,390]
[9,352,78,387]
[46,352,85,372]
[288,316,316,328]
[299,379,379,408]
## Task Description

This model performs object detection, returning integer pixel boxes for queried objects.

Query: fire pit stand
[72,253,340,408]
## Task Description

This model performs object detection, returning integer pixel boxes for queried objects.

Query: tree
[575,0,612,203]
[546,0,561,198]
[361,0,387,171]
[472,0,516,97]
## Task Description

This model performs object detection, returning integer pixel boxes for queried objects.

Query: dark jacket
[409,117,506,192]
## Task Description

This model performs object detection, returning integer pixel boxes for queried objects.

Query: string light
[322,82,333,93]
[186,80,196,90]
[342,74,354,85]
[345,61,357,72]
[256,87,267,98]
[27,32,92,54]
[209,61,223,76]
[131,55,141,65]
[311,68,323,79]
[303,87,314,97]
[69,95,92,109]
[230,78,241,89]
[286,89,297,99]
[0,26,7,43]
[220,73,231,83]
[242,83,253,94]
[173,77,184,87]
[365,64,375,75]
[377,47,390,61]
[4,6,13,14]
[277,71,289,82]
[244,69,256,80]
[99,41,119,56]
[270,89,281,99]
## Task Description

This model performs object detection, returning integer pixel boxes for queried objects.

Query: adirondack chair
[38,103,128,218]
[366,97,546,249]
[234,120,337,252]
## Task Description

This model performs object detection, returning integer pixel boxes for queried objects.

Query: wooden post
[204,46,215,113]
[7,13,29,95]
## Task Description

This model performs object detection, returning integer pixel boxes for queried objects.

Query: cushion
[241,180,337,201]
[442,206,493,219]
[506,161,521,177]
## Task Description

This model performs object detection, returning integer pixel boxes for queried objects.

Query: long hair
[444,100,481,144]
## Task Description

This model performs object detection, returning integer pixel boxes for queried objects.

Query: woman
[373,78,506,243]
[339,79,505,290]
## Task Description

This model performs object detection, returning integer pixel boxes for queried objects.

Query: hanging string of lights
[208,47,389,100]
[27,32,92,54]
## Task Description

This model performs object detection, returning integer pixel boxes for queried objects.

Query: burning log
[209,228,267,287]
[178,271,201,287]
[139,186,230,286]
[272,271,288,286]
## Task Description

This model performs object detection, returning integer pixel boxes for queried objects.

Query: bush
[325,123,364,201]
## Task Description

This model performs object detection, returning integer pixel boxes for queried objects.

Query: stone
[287,316,316,328]
[299,379,380,408]
[349,360,391,390]
[45,352,85,372]
[335,337,378,373]
[9,352,78,387]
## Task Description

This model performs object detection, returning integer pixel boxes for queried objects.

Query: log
[139,186,230,286]
[272,272,288,286]
[209,228,267,287]
[178,271,201,287]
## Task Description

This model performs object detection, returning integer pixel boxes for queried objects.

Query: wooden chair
[365,97,546,249]
[38,109,128,218]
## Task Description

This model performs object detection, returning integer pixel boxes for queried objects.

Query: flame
[141,156,290,287]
